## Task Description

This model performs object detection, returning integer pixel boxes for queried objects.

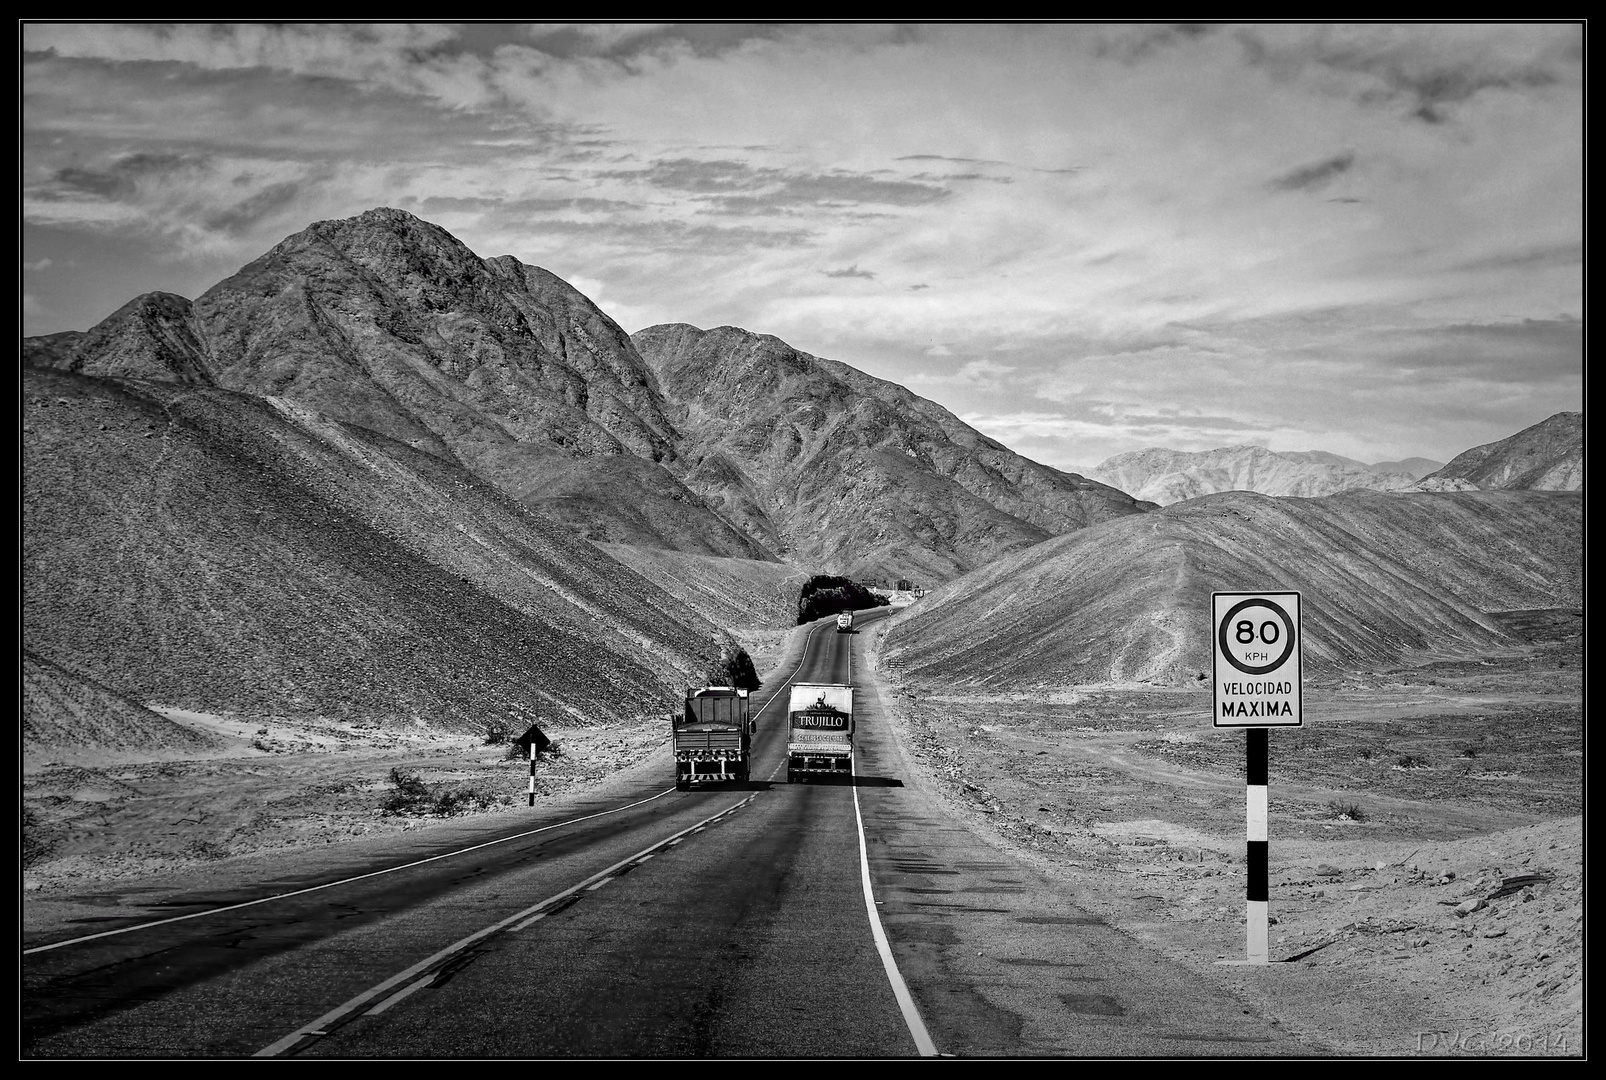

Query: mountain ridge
[633,322,1153,581]
[1085,444,1423,506]
[885,487,1582,689]
[26,207,1153,583]
[1412,412,1582,492]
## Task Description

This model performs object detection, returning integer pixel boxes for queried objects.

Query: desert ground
[22,614,1582,1057]
[868,615,1583,1057]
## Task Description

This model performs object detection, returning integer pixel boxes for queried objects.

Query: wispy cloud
[204,180,309,234]
[1235,23,1580,125]
[21,22,1580,467]
[1269,151,1354,192]
[600,158,952,215]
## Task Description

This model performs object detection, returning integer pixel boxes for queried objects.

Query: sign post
[1212,591,1301,965]
[514,723,551,807]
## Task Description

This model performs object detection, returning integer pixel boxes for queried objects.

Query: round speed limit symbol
[1218,597,1297,675]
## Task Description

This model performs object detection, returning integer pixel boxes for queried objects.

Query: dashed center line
[256,792,758,1057]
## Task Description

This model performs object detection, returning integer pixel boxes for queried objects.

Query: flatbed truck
[674,686,754,789]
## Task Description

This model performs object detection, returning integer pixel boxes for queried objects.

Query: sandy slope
[886,489,1582,687]
[23,366,734,736]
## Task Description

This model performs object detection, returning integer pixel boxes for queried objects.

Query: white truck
[786,683,854,782]
[836,611,853,633]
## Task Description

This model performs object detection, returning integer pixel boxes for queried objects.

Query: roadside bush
[382,767,434,815]
[432,785,497,816]
[186,838,231,861]
[483,722,510,745]
[1396,754,1428,770]
[706,641,761,690]
[508,739,563,760]
[796,575,890,625]
[382,767,502,817]
[1326,801,1366,822]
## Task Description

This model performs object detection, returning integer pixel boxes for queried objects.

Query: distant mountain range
[1080,410,1583,507]
[1082,446,1435,506]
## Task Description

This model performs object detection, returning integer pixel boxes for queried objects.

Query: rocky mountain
[1412,412,1582,492]
[23,365,735,740]
[883,488,1582,688]
[1086,445,1421,506]
[28,207,1152,582]
[27,208,768,560]
[632,323,1153,582]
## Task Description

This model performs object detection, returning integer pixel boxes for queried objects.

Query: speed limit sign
[1212,592,1301,727]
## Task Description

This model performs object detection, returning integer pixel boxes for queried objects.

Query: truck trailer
[786,683,854,782]
[674,686,754,789]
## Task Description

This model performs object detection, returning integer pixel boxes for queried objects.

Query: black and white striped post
[1212,591,1301,967]
[513,723,551,807]
[1246,727,1269,963]
[528,741,538,807]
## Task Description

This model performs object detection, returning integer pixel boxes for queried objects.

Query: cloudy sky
[22,22,1582,468]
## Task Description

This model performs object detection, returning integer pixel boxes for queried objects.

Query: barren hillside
[884,489,1582,688]
[633,322,1151,582]
[595,543,808,642]
[23,366,733,746]
[1415,412,1582,492]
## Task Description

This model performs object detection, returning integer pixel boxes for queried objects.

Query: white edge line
[41,615,841,1048]
[255,792,757,1057]
[364,973,434,1016]
[851,704,938,1056]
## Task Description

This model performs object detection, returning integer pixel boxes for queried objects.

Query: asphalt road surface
[23,610,1305,1057]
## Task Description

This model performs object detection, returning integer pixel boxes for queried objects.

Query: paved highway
[23,609,1305,1057]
